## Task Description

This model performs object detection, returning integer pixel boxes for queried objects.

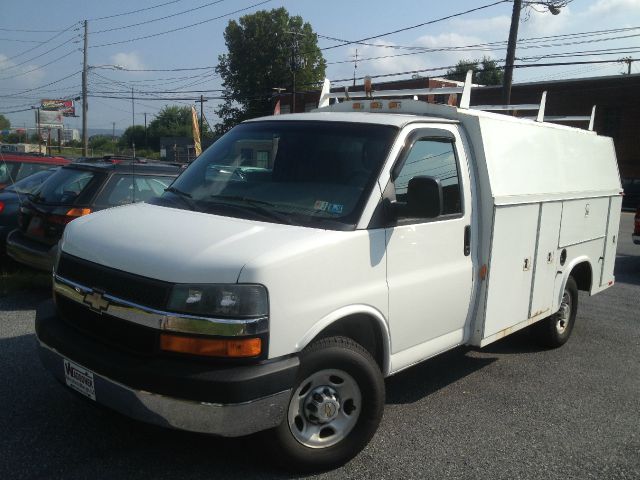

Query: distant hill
[88,128,124,137]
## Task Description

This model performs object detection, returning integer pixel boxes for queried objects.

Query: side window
[394,137,462,218]
[16,162,51,180]
[95,174,174,207]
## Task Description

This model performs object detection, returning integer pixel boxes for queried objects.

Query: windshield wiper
[209,195,298,225]
[164,186,196,210]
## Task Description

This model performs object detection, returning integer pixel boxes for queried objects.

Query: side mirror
[407,176,443,218]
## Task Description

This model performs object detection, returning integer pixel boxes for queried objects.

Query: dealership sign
[41,99,75,116]
[37,110,64,129]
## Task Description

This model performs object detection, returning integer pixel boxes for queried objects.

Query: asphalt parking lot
[1,212,638,480]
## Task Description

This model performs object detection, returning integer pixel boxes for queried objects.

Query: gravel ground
[0,213,638,480]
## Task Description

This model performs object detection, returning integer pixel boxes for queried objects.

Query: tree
[118,125,146,150]
[146,106,193,150]
[215,7,326,134]
[446,57,504,86]
[0,114,10,130]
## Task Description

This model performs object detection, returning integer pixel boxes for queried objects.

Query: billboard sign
[41,99,75,116]
[37,110,64,129]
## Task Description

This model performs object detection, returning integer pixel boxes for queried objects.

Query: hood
[61,202,333,283]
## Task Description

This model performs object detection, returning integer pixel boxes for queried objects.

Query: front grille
[56,294,159,356]
[57,252,171,310]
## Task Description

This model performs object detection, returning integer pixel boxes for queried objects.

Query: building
[160,136,215,163]
[282,73,639,180]
[62,129,80,143]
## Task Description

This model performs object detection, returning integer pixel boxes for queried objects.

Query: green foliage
[0,114,10,130]
[215,7,326,134]
[118,125,146,149]
[3,133,23,144]
[446,57,504,86]
[89,135,116,151]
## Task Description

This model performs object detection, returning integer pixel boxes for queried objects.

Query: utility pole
[81,20,89,156]
[36,107,41,154]
[112,122,115,142]
[131,86,136,159]
[502,0,521,106]
[288,31,304,114]
[353,49,358,87]
[620,56,633,74]
[195,95,207,136]
[144,112,148,149]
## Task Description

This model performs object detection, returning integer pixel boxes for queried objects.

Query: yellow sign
[191,106,202,157]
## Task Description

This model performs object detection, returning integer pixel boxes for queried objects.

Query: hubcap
[288,369,362,448]
[556,290,572,334]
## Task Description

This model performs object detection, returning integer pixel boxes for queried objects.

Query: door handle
[464,225,471,256]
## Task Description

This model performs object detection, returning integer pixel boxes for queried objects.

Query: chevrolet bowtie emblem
[83,291,109,313]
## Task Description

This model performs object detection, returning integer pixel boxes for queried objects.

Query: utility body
[36,77,622,471]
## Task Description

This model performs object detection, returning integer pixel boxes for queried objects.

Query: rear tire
[265,336,384,473]
[535,276,578,348]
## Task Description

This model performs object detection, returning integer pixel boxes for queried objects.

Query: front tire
[265,336,384,472]
[535,276,578,348]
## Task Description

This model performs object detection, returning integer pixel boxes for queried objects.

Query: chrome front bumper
[38,342,291,437]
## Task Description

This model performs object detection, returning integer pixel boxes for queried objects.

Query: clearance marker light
[352,102,364,110]
[389,101,402,109]
[370,101,383,109]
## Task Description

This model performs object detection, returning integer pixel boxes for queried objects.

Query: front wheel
[535,276,578,348]
[265,336,384,472]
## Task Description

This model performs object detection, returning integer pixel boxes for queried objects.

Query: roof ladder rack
[318,70,474,108]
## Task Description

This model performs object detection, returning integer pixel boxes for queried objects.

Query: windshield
[6,169,57,194]
[31,167,98,204]
[155,121,397,229]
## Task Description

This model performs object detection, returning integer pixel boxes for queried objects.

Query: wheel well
[314,314,385,372]
[570,261,592,291]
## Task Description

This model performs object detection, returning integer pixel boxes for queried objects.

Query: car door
[384,126,473,359]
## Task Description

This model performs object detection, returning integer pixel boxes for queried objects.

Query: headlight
[167,284,268,318]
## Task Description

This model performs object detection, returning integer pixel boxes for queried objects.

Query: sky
[0,0,638,134]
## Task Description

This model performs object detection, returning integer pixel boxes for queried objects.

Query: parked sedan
[6,160,181,271]
[0,169,58,249]
[0,152,70,189]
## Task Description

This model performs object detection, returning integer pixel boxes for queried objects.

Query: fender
[556,255,593,310]
[296,304,392,376]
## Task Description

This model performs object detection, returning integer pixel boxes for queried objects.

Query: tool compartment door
[529,202,562,318]
[483,204,538,338]
[600,195,622,287]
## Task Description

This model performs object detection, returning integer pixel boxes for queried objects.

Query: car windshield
[31,167,97,204]
[5,169,57,194]
[156,121,397,229]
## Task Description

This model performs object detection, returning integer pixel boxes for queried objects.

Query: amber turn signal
[160,334,262,358]
[65,208,92,217]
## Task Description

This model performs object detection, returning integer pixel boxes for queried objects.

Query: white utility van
[36,73,622,471]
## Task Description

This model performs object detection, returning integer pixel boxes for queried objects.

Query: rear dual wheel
[266,336,384,473]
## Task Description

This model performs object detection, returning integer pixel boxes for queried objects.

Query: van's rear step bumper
[35,300,298,437]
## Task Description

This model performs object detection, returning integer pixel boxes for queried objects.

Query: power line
[2,22,79,62]
[0,70,82,98]
[88,0,184,21]
[92,0,229,34]
[0,35,81,73]
[90,0,273,48]
[0,49,77,81]
[320,1,510,51]
[0,27,64,33]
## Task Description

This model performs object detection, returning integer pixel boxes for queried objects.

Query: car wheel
[536,276,578,348]
[265,336,384,473]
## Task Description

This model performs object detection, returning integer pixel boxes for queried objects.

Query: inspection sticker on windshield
[314,200,329,211]
[327,203,343,214]
[63,359,96,401]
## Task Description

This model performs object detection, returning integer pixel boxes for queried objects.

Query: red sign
[41,99,75,117]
